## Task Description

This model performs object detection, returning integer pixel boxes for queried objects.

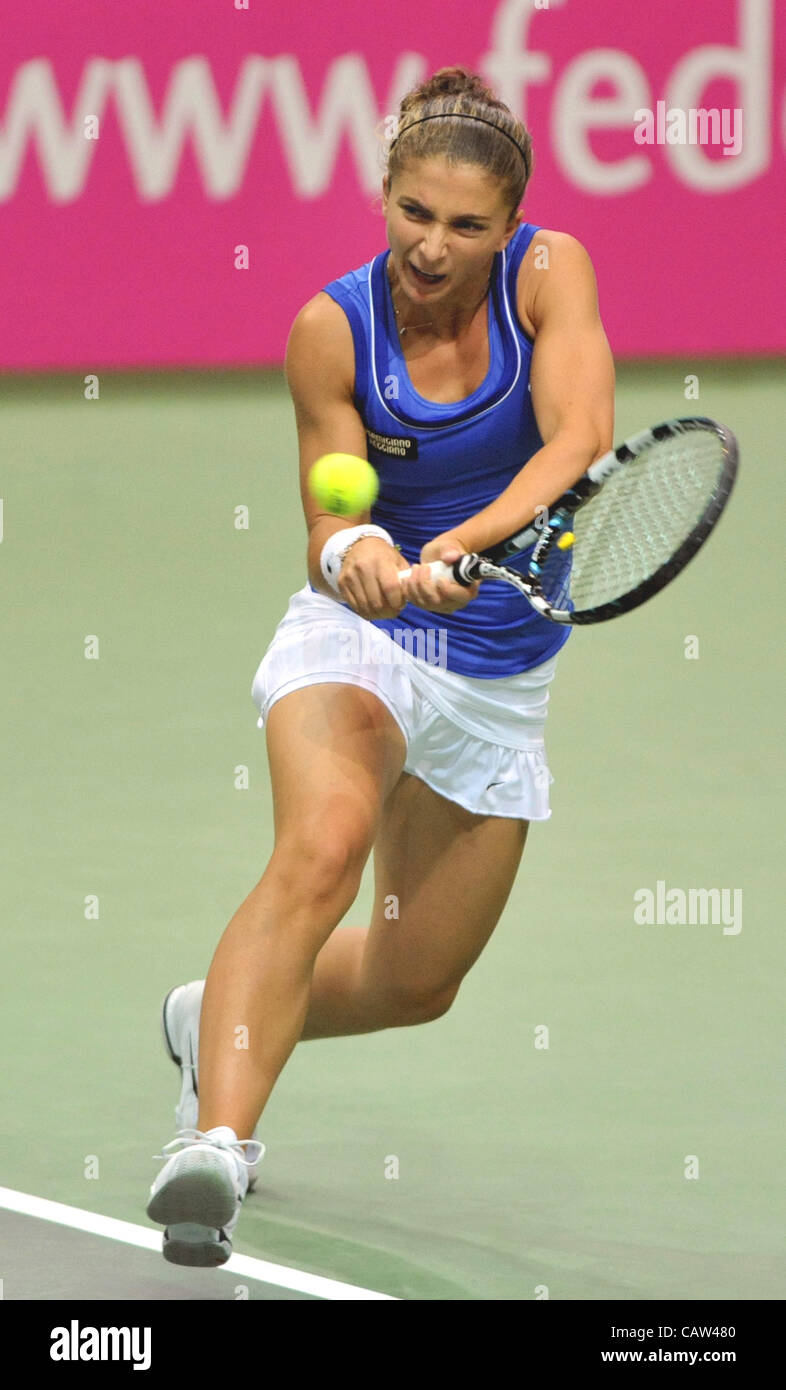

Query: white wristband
[320,524,395,594]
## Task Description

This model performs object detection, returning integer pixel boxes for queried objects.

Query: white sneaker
[160,980,262,1192]
[147,1128,264,1267]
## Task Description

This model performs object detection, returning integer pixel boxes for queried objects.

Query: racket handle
[398,556,480,587]
[398,559,452,582]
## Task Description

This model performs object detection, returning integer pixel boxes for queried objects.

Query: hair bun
[400,65,496,114]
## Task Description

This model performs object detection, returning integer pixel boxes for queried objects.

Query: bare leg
[196,682,405,1139]
[299,771,529,1038]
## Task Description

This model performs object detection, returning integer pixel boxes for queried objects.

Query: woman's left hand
[400,532,481,615]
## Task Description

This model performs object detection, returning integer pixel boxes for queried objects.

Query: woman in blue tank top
[147,66,615,1269]
[320,207,571,676]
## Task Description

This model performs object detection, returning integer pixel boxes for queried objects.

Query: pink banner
[1,0,784,369]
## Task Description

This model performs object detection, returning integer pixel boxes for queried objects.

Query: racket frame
[454,416,738,625]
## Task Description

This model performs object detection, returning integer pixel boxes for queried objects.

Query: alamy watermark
[633,881,742,935]
[338,626,448,668]
[633,103,742,157]
[50,1321,151,1370]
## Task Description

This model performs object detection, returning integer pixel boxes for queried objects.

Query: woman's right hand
[337,537,412,620]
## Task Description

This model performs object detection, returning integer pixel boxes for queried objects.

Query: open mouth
[407,261,446,287]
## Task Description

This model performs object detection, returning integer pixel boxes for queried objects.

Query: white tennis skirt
[250,585,560,821]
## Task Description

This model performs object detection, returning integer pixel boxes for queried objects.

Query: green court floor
[0,360,783,1299]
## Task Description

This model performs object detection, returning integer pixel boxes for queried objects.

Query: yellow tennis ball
[556,531,575,550]
[308,453,379,516]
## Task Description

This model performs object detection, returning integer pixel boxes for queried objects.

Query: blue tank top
[320,221,571,677]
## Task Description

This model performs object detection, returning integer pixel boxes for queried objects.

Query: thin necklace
[389,264,491,336]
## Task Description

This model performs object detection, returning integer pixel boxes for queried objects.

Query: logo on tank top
[366,429,418,460]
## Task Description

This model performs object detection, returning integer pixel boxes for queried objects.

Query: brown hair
[385,66,533,214]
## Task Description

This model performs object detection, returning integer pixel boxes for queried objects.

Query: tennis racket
[398,416,738,625]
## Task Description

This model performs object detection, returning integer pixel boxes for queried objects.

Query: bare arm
[285,292,410,616]
[285,293,371,596]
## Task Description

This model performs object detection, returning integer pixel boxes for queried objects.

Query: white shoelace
[153,1127,265,1167]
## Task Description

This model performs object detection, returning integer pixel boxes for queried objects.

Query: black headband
[388,111,530,173]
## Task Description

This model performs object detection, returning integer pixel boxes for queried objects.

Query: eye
[454,220,485,232]
[401,203,428,218]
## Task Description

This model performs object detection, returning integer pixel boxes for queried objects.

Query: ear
[381,173,390,210]
[498,207,524,251]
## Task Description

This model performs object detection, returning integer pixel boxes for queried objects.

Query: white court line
[0,1186,397,1301]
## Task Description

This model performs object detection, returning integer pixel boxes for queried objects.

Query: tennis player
[147,65,615,1267]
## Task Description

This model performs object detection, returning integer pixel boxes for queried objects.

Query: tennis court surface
[1,361,783,1302]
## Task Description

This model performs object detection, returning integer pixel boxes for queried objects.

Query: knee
[424,982,460,1021]
[393,979,460,1025]
[269,827,370,911]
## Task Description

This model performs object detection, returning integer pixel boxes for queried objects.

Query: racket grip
[398,556,480,587]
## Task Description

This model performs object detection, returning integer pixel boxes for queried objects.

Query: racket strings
[538,432,728,612]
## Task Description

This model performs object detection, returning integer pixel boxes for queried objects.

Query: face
[382,156,522,304]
